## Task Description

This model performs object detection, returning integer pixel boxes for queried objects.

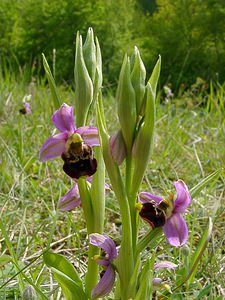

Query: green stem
[90,147,105,233]
[136,228,163,256]
[126,154,138,257]
[96,98,134,299]
[85,244,100,297]
[77,178,94,232]
[85,148,106,297]
[77,178,99,297]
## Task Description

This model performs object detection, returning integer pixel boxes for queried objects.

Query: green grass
[0,74,224,299]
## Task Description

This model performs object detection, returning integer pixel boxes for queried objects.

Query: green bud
[83,27,97,82]
[148,55,161,97]
[181,244,190,256]
[130,57,161,195]
[131,46,146,117]
[74,29,102,126]
[117,55,136,152]
[110,129,126,165]
[22,285,37,300]
[93,37,103,101]
[74,32,93,126]
[131,83,155,195]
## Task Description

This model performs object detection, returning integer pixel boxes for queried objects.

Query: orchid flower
[138,180,192,247]
[152,261,177,293]
[19,102,32,114]
[89,233,118,299]
[58,178,110,212]
[39,103,100,178]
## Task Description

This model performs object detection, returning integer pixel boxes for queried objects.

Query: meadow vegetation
[0,69,224,298]
[1,0,225,88]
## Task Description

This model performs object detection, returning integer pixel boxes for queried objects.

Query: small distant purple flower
[58,178,110,212]
[90,233,118,299]
[19,102,32,115]
[152,261,177,292]
[139,180,191,247]
[39,103,100,179]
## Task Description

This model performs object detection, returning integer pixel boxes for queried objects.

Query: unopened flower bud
[110,130,126,165]
[131,46,146,116]
[74,32,93,126]
[181,244,190,256]
[131,83,155,194]
[83,27,97,82]
[74,28,102,126]
[117,55,136,152]
[22,285,37,300]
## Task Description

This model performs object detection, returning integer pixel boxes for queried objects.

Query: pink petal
[163,213,188,247]
[39,132,67,161]
[138,192,163,204]
[90,234,118,260]
[91,265,116,299]
[173,180,192,213]
[24,102,32,114]
[154,261,177,270]
[58,184,81,211]
[52,103,76,132]
[76,126,100,146]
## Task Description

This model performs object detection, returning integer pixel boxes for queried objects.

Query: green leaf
[148,55,161,97]
[0,255,12,267]
[190,169,222,198]
[43,251,87,300]
[172,218,213,294]
[196,284,212,300]
[127,255,141,298]
[188,217,213,284]
[134,253,155,300]
[42,53,61,110]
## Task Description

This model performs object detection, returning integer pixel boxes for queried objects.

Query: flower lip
[139,201,166,228]
[61,141,97,179]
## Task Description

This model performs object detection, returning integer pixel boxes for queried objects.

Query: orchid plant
[40,28,212,300]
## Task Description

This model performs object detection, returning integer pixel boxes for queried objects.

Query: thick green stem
[85,148,106,297]
[126,155,138,257]
[77,179,99,297]
[85,244,100,297]
[77,178,94,232]
[136,228,163,256]
[96,98,134,299]
[91,147,105,233]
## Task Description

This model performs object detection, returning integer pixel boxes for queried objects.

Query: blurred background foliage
[0,0,225,91]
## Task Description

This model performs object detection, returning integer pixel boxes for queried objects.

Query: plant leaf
[190,169,221,198]
[43,251,87,300]
[42,53,61,110]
